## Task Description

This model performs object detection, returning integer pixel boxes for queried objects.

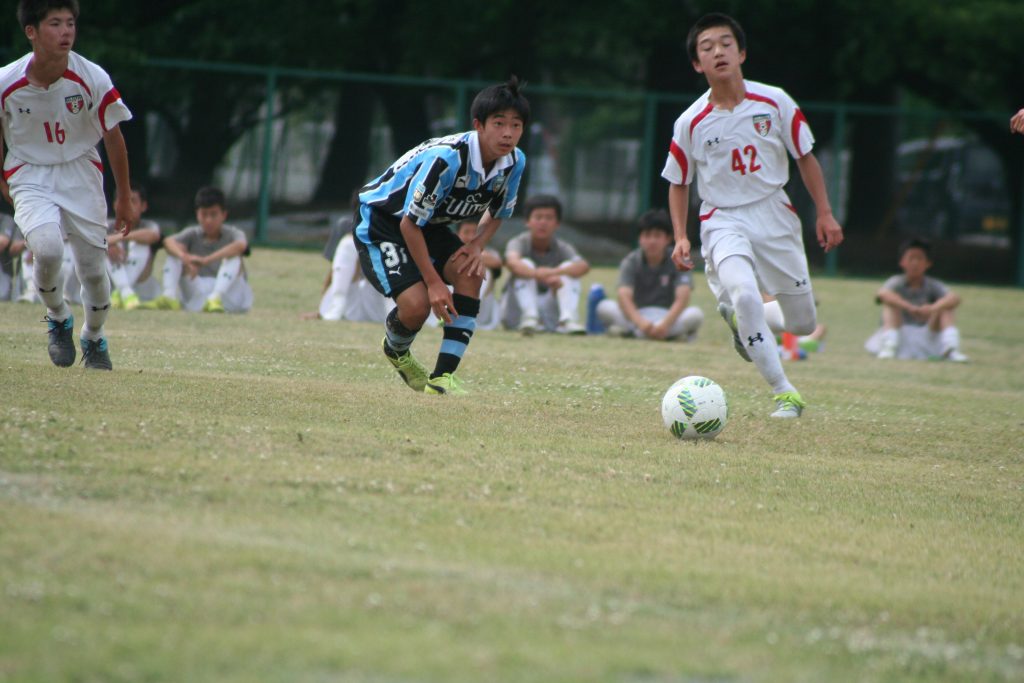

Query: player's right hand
[428,280,457,324]
[672,240,694,271]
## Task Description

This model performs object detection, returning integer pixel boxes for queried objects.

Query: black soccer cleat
[80,337,112,371]
[45,315,76,367]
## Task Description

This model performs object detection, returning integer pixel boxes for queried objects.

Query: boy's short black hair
[898,236,932,259]
[471,76,530,127]
[686,13,746,63]
[194,186,226,211]
[637,209,673,237]
[18,0,78,28]
[524,194,562,221]
[130,182,147,204]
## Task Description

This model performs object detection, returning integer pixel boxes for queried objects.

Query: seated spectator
[106,183,161,310]
[0,213,23,300]
[143,186,252,313]
[596,209,704,341]
[501,194,589,335]
[864,236,966,362]
[304,192,394,323]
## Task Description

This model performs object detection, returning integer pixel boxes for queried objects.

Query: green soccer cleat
[424,372,467,396]
[718,303,752,362]
[45,314,76,367]
[770,391,806,419]
[140,295,181,311]
[122,293,141,311]
[80,337,112,371]
[382,338,429,392]
[110,290,123,310]
[202,295,225,313]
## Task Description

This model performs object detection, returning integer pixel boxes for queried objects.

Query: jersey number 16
[43,122,66,144]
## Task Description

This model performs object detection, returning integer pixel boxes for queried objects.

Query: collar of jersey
[468,131,514,183]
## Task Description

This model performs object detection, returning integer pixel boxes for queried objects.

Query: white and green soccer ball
[661,375,728,440]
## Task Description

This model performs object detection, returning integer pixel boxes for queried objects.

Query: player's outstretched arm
[668,183,693,271]
[102,125,135,235]
[796,153,843,253]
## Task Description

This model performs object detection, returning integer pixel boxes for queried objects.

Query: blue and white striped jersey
[358,131,526,229]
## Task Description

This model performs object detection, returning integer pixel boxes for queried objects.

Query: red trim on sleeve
[91,160,104,174]
[791,108,809,157]
[97,88,122,132]
[783,202,797,214]
[3,163,26,181]
[688,103,714,137]
[699,208,718,222]
[62,69,92,97]
[1,77,30,110]
[669,140,688,181]
[744,91,780,111]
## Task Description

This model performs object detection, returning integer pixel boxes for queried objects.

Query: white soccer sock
[24,223,70,319]
[555,273,582,323]
[162,255,183,298]
[939,326,960,353]
[717,256,794,395]
[762,299,785,335]
[320,235,359,320]
[211,256,242,298]
[68,234,110,341]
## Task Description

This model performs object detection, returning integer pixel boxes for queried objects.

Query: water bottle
[586,283,606,334]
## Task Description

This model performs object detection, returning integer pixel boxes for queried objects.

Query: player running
[663,13,843,418]
[354,77,528,395]
[0,0,134,370]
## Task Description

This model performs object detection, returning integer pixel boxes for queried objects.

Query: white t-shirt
[661,80,813,209]
[0,51,132,170]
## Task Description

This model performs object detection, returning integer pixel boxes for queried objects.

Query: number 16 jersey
[661,80,813,209]
[0,51,132,171]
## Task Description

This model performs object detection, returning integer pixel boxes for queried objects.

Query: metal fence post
[256,68,277,244]
[825,104,846,276]
[638,93,658,214]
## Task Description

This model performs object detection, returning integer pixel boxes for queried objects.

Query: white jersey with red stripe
[0,51,132,172]
[661,80,813,209]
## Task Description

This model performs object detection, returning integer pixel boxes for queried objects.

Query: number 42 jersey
[0,51,132,171]
[661,80,813,209]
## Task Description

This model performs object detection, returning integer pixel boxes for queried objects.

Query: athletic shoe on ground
[556,320,586,335]
[424,372,467,396]
[202,295,225,313]
[382,337,429,392]
[81,337,112,371]
[45,314,76,367]
[110,291,123,310]
[140,295,181,311]
[876,346,896,359]
[770,391,806,419]
[122,293,141,311]
[718,303,751,362]
[518,315,539,336]
[943,348,968,363]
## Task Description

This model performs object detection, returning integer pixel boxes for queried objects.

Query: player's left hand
[1011,109,1024,134]
[453,243,484,277]
[113,193,135,236]
[816,212,844,253]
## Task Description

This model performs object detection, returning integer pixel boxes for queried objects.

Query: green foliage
[1,249,1023,681]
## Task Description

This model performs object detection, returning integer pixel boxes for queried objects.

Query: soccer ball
[661,375,728,440]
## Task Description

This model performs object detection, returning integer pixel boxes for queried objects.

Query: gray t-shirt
[171,224,247,278]
[505,232,581,293]
[881,274,949,327]
[618,246,693,309]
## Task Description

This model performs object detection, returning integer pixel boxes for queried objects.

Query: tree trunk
[312,83,375,203]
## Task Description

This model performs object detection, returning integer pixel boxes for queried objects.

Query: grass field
[2,248,1023,683]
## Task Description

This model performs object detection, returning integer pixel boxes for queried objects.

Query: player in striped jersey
[662,13,844,418]
[0,0,134,370]
[354,77,528,395]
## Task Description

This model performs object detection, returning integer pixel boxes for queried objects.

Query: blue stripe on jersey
[355,204,393,295]
[359,131,526,228]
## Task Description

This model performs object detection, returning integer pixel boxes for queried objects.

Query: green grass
[2,249,1023,683]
